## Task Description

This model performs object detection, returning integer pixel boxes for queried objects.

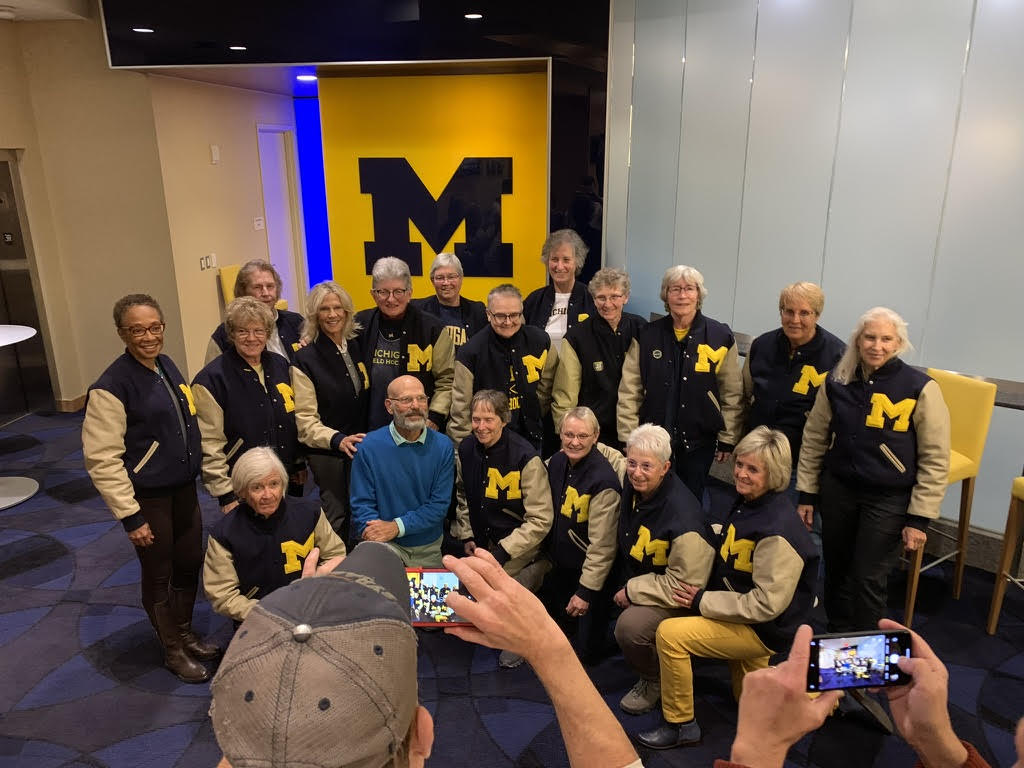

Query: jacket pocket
[225,437,245,462]
[722,576,737,593]
[567,529,589,554]
[707,390,721,412]
[879,443,907,474]
[133,441,159,474]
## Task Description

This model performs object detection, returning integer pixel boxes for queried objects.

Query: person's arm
[444,549,641,768]
[450,451,475,542]
[577,488,620,598]
[497,456,555,562]
[312,511,347,560]
[348,448,378,539]
[906,380,952,524]
[616,339,642,444]
[715,342,744,450]
[447,360,475,442]
[81,388,144,527]
[595,442,627,481]
[192,382,237,506]
[428,329,456,427]
[796,384,832,500]
[204,336,223,365]
[738,351,754,432]
[551,339,581,431]
[395,440,455,537]
[203,536,257,622]
[625,530,715,607]
[291,366,344,451]
[536,341,559,416]
[695,536,804,624]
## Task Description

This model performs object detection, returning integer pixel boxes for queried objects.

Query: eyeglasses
[235,328,269,339]
[432,273,461,283]
[489,312,523,324]
[593,294,625,303]
[120,323,165,338]
[626,459,660,474]
[562,432,593,442]
[667,284,698,296]
[372,288,409,300]
[389,394,429,406]
[781,308,816,319]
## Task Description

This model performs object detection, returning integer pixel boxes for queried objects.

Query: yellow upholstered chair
[217,264,289,310]
[903,368,997,626]
[986,476,1024,635]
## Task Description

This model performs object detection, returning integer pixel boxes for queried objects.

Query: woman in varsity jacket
[796,307,950,634]
[635,427,819,750]
[522,228,597,347]
[192,297,301,515]
[291,281,368,546]
[617,265,743,501]
[82,294,218,684]
[203,447,346,623]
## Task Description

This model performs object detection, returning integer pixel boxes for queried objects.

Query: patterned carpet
[1,411,1021,767]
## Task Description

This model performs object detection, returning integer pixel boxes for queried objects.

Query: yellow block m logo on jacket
[407,344,433,372]
[719,524,755,573]
[865,393,915,432]
[792,365,828,395]
[522,350,547,383]
[276,382,296,412]
[560,486,591,523]
[281,533,315,574]
[485,468,522,499]
[629,525,669,566]
[695,344,728,373]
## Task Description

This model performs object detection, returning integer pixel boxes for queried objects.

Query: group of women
[82,232,951,755]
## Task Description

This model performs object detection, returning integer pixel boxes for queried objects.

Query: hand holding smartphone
[806,629,912,692]
[405,568,473,626]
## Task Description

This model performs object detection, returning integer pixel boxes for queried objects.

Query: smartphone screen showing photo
[405,568,472,626]
[807,630,912,692]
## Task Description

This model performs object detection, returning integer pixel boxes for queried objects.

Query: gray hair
[660,265,707,311]
[471,389,511,424]
[833,306,913,384]
[734,426,792,493]
[560,406,599,435]
[371,257,413,291]
[429,252,464,279]
[231,447,288,499]
[778,282,824,316]
[224,296,274,337]
[113,293,163,327]
[625,423,672,464]
[588,268,630,298]
[487,283,523,307]
[541,229,587,276]
[302,281,360,342]
[235,259,282,299]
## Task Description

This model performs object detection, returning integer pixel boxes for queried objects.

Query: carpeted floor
[1,411,1021,767]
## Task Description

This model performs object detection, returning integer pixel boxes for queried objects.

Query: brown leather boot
[152,600,210,683]
[169,585,221,661]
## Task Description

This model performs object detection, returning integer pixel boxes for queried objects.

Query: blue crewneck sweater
[350,424,454,547]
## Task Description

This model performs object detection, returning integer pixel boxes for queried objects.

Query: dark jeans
[135,482,203,616]
[673,442,716,502]
[538,566,616,663]
[307,452,354,547]
[820,471,911,632]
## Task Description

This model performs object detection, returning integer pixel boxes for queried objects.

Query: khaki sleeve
[579,488,620,593]
[551,340,581,431]
[499,456,554,560]
[536,341,558,416]
[796,384,833,495]
[313,510,348,559]
[617,339,642,444]
[698,536,804,629]
[292,366,339,451]
[429,330,455,421]
[451,452,474,540]
[625,531,715,608]
[204,336,222,366]
[82,388,140,521]
[716,343,744,447]
[193,383,234,500]
[739,351,754,432]
[908,380,952,520]
[203,536,257,622]
[596,442,627,484]
[447,361,475,443]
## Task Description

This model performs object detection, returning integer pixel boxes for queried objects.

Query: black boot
[152,601,210,683]
[169,585,221,661]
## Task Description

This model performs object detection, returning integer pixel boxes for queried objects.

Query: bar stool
[904,368,996,627]
[986,476,1024,635]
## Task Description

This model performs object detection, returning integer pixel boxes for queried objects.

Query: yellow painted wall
[319,72,549,310]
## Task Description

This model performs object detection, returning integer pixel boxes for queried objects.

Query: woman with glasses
[412,252,487,349]
[83,294,218,683]
[523,229,596,348]
[552,268,646,449]
[191,296,301,515]
[618,265,743,501]
[355,256,454,432]
[612,424,714,717]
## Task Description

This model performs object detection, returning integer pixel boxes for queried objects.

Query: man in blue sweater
[350,375,455,566]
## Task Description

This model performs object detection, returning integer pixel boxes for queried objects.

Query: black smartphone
[806,629,912,692]
[405,568,472,627]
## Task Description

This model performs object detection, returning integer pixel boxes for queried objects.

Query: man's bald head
[387,375,425,400]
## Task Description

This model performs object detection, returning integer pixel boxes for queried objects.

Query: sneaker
[498,650,525,668]
[619,678,661,715]
[636,719,702,749]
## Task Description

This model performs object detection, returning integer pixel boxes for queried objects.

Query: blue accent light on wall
[294,97,332,286]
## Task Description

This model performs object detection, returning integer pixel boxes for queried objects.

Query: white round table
[1,324,41,509]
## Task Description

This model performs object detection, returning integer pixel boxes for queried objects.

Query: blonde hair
[224,296,274,336]
[833,306,913,383]
[302,281,360,343]
[734,426,792,493]
[588,268,630,298]
[778,282,824,316]
[560,406,599,435]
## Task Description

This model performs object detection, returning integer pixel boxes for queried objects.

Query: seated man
[350,375,454,567]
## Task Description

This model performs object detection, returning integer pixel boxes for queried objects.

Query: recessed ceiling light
[229,45,247,51]
[465,13,483,19]
[132,27,154,33]
[296,74,318,82]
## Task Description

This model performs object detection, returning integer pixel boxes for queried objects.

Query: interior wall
[149,75,296,378]
[605,0,1024,534]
